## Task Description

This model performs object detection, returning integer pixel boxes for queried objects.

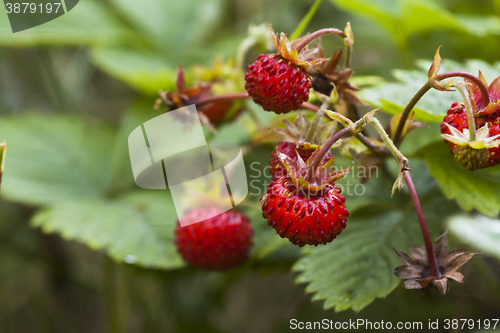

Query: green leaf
[290,0,323,40]
[293,209,418,312]
[32,190,184,269]
[329,0,500,47]
[359,59,500,122]
[0,0,129,47]
[91,48,178,95]
[0,114,131,205]
[423,142,500,217]
[448,215,500,259]
[107,0,226,57]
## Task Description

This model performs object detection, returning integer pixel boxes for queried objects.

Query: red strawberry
[261,145,351,247]
[245,54,312,114]
[441,76,500,170]
[244,27,325,114]
[261,177,348,247]
[174,208,253,270]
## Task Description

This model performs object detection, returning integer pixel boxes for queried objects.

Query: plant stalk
[307,126,351,179]
[394,71,490,147]
[0,142,5,192]
[436,71,490,107]
[295,28,346,52]
[195,92,251,107]
[393,81,431,147]
[404,170,441,279]
[452,82,476,141]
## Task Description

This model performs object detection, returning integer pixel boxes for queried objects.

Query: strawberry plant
[1,0,500,331]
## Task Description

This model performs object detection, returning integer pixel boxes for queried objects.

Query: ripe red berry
[174,208,253,270]
[270,141,332,178]
[261,177,348,247]
[245,54,312,114]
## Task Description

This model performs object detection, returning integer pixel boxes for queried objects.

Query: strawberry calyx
[442,122,500,170]
[274,109,337,152]
[277,147,352,194]
[270,25,341,69]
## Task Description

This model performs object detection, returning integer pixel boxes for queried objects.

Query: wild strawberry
[261,146,352,247]
[269,111,335,178]
[245,27,325,114]
[245,54,312,114]
[261,177,348,247]
[174,208,253,270]
[441,76,500,170]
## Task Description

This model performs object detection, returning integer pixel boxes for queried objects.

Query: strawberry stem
[195,92,251,106]
[307,126,351,179]
[393,81,432,147]
[295,28,346,53]
[0,141,5,192]
[436,71,490,107]
[451,82,477,141]
[404,170,441,280]
[394,71,490,147]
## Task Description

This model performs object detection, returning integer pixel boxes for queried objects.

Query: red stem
[295,28,346,53]
[404,170,440,279]
[436,71,490,107]
[302,102,320,112]
[195,92,251,106]
[307,126,351,179]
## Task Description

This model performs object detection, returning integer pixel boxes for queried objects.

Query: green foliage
[448,215,500,259]
[32,191,184,269]
[90,48,178,95]
[0,112,186,269]
[359,59,500,122]
[329,0,500,48]
[0,114,129,205]
[423,142,500,217]
[293,209,417,312]
[0,1,129,46]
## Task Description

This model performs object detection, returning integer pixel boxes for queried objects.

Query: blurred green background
[1,0,500,332]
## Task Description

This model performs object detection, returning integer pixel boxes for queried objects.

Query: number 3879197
[5,3,62,14]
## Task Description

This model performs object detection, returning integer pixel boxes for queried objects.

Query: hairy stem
[195,92,251,107]
[295,28,346,53]
[452,82,476,141]
[437,71,490,107]
[302,102,320,112]
[394,71,490,147]
[356,133,390,155]
[393,81,431,147]
[307,126,351,179]
[404,171,441,279]
[0,142,5,192]
[371,117,408,166]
